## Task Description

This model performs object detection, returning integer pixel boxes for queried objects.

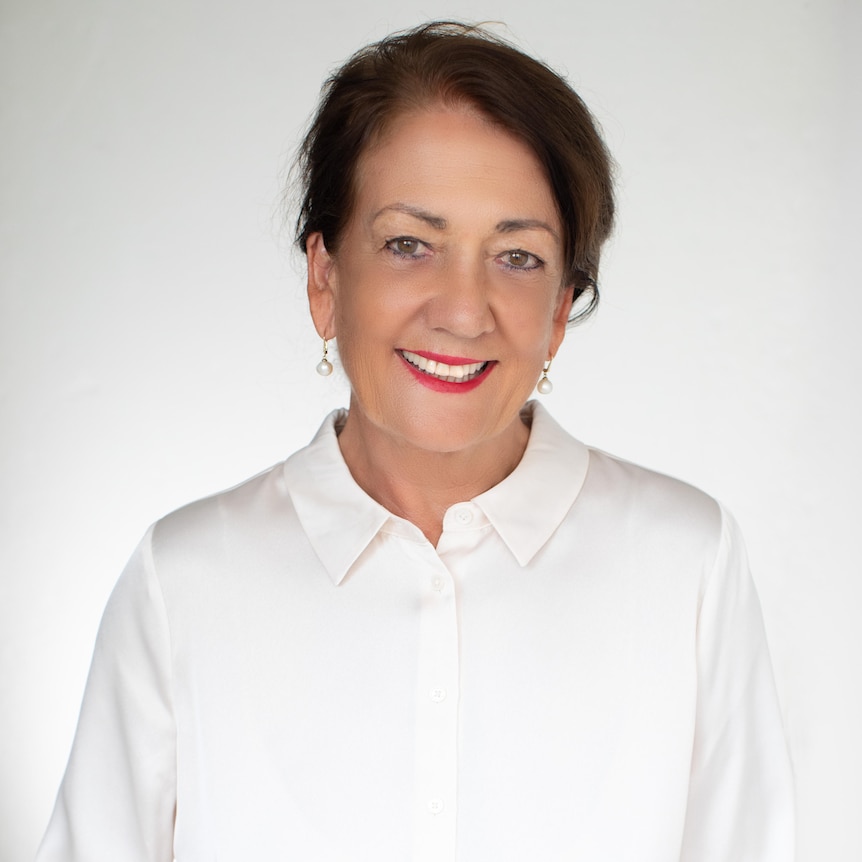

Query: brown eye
[500,249,541,270]
[387,237,426,257]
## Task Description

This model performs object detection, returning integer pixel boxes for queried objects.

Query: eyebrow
[495,218,559,241]
[372,203,447,230]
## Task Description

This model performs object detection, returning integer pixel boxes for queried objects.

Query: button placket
[412,558,459,860]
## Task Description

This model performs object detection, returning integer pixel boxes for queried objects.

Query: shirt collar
[283,410,391,586]
[283,402,590,583]
[474,402,590,566]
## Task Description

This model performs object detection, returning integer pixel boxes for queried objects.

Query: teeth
[400,350,488,383]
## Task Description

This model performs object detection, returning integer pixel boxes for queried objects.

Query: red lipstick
[397,349,495,394]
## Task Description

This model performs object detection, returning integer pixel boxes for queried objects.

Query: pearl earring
[537,358,554,394]
[316,338,333,377]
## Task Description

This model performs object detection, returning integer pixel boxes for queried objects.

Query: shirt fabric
[37,403,794,861]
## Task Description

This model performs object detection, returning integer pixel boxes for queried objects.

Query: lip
[397,349,495,393]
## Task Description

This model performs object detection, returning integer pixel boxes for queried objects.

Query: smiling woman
[306,106,573,539]
[36,22,794,862]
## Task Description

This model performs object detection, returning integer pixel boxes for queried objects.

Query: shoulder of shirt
[147,459,292,556]
[582,444,724,541]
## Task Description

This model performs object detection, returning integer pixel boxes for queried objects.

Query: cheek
[502,289,566,344]
[335,272,418,345]
[331,288,396,387]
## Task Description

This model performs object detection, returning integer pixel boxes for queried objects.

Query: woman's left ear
[306,232,337,339]
[550,283,575,353]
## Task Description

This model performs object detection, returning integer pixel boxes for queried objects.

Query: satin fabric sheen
[37,403,794,861]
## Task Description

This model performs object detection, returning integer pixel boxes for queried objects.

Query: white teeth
[400,350,487,382]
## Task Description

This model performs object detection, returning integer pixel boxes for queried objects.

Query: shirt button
[454,507,473,525]
[431,576,444,592]
[428,798,445,815]
[430,687,447,703]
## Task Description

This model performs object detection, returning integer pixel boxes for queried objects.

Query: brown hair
[295,21,615,323]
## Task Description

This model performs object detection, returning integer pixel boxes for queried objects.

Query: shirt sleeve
[36,526,177,862]
[679,506,795,861]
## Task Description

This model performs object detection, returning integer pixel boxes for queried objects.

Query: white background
[2,0,859,859]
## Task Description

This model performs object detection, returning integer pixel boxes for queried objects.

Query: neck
[336,402,531,546]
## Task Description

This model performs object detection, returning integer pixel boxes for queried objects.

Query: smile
[397,349,495,393]
[399,350,489,382]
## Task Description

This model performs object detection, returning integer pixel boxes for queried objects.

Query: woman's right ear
[306,232,336,339]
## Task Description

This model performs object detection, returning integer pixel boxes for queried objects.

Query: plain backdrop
[2,0,860,859]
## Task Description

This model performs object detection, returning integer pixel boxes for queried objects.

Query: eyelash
[385,237,545,272]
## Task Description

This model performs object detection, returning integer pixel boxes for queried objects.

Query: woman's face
[307,105,572,457]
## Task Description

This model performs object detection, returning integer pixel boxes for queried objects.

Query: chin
[390,400,524,456]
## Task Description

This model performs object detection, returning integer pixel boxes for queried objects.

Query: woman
[37,22,794,861]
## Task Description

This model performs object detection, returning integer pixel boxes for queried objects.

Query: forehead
[350,105,560,228]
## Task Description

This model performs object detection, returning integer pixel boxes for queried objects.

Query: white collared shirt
[37,403,794,861]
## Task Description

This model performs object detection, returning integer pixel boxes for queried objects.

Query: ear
[306,232,337,339]
[549,283,575,358]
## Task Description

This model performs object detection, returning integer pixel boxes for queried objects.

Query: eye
[385,236,429,258]
[499,249,543,271]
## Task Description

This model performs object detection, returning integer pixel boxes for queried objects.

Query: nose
[426,257,496,339]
